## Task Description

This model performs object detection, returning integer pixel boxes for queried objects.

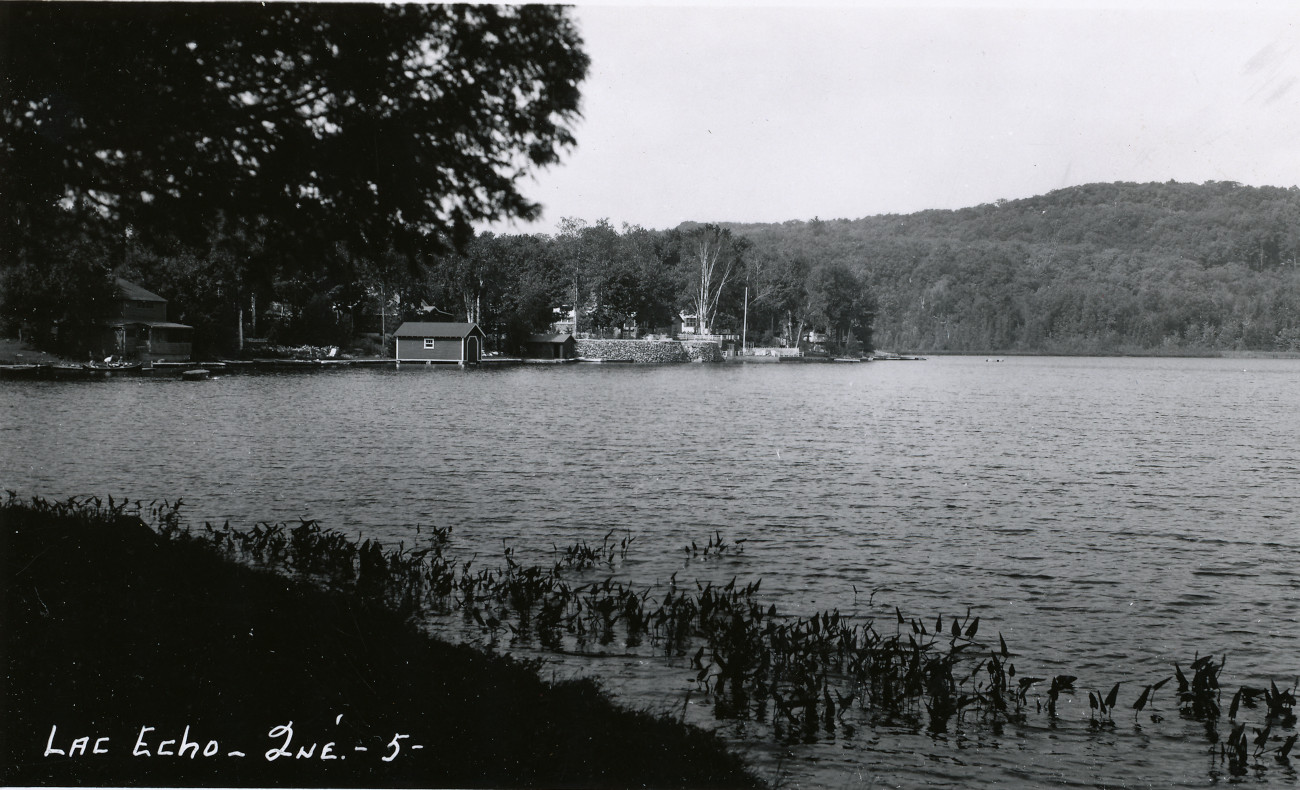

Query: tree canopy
[728,181,1300,354]
[1,2,588,263]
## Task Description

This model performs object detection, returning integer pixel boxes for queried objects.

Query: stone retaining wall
[681,341,723,363]
[575,339,722,363]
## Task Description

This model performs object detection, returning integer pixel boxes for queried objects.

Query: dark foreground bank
[1,496,761,788]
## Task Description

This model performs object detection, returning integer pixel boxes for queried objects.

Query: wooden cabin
[521,333,576,360]
[394,322,486,364]
[105,279,192,361]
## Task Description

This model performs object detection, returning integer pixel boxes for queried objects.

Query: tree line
[0,217,878,358]
[0,2,590,355]
[14,180,1300,359]
[0,2,874,359]
[355,219,874,354]
[6,6,1297,359]
[728,180,1300,354]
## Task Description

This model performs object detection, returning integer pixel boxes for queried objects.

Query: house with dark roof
[520,333,576,360]
[103,278,192,361]
[394,322,486,364]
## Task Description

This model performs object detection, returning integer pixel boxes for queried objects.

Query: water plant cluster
[682,530,746,560]
[17,493,1297,779]
[3,492,761,789]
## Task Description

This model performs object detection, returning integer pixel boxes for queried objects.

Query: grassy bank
[1,496,760,788]
[0,337,75,365]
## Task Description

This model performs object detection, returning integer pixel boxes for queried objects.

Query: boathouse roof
[116,278,167,303]
[525,333,575,344]
[112,320,193,330]
[394,322,482,338]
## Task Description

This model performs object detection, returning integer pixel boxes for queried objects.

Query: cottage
[394,322,486,364]
[104,279,193,361]
[674,312,737,342]
[520,333,576,360]
[549,307,577,335]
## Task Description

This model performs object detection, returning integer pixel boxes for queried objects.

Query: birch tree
[680,224,747,336]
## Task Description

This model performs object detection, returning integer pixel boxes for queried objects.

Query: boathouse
[521,333,576,360]
[394,322,486,364]
[104,278,193,362]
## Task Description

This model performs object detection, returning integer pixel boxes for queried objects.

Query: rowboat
[82,360,144,376]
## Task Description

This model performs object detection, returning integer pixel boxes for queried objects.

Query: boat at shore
[0,362,143,380]
[0,364,89,380]
[0,364,42,380]
[82,360,144,376]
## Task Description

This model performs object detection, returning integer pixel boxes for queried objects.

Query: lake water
[3,356,1299,787]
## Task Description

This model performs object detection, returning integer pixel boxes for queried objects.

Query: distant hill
[726,181,1300,354]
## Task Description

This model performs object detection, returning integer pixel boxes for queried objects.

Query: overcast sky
[489,1,1300,234]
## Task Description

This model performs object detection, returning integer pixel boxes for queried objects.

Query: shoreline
[6,337,1300,382]
[1,496,761,789]
[890,348,1300,359]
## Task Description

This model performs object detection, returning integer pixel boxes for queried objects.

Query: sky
[489,1,1300,234]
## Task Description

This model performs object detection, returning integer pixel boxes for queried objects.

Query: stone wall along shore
[575,339,722,363]
[682,341,723,362]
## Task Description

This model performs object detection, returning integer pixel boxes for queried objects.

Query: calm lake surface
[4,356,1299,787]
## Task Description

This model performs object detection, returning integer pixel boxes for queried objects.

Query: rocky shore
[576,338,723,363]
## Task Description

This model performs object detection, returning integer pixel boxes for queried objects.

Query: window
[423,338,435,350]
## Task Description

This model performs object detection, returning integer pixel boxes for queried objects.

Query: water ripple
[3,356,1300,786]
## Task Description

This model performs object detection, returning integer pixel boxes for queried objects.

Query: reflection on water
[4,356,1300,787]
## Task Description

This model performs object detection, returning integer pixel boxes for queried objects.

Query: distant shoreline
[895,349,1300,359]
[6,331,1300,376]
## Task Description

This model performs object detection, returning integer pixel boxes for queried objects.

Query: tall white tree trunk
[688,227,737,337]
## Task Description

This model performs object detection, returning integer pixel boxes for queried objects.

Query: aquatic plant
[555,529,635,571]
[170,512,1295,762]
[682,530,745,561]
[12,493,1295,783]
[1087,682,1121,727]
[1132,674,1172,724]
[3,493,763,790]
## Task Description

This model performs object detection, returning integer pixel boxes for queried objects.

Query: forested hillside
[727,181,1300,354]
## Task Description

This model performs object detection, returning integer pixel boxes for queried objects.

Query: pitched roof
[525,333,575,344]
[116,278,166,302]
[114,320,193,330]
[394,322,481,338]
